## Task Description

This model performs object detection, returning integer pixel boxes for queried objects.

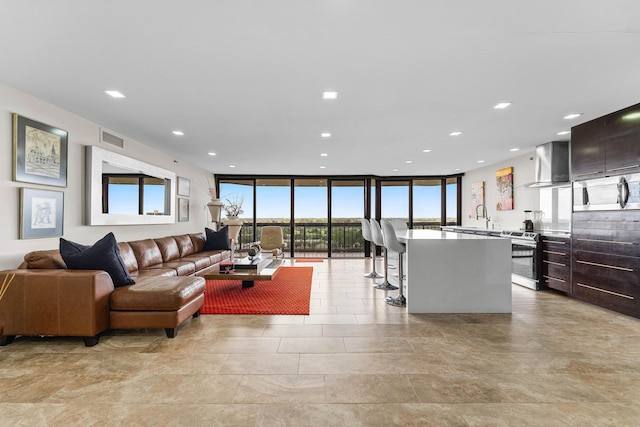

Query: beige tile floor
[2,258,640,426]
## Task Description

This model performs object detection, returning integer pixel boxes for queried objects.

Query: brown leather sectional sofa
[0,232,230,346]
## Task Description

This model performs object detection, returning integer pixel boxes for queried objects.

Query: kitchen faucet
[475,204,491,229]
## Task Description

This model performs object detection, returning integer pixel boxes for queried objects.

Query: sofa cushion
[155,237,181,262]
[128,239,164,270]
[110,276,206,311]
[130,268,178,278]
[174,234,196,257]
[189,233,206,253]
[180,254,211,271]
[117,242,139,273]
[204,226,231,250]
[60,232,135,287]
[201,250,228,265]
[23,249,67,269]
[159,260,196,276]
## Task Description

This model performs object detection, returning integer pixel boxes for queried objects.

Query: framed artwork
[20,188,64,239]
[496,167,514,211]
[13,113,68,187]
[471,181,485,217]
[177,176,190,196]
[178,198,189,222]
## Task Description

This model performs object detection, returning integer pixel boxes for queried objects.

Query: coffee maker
[523,210,534,231]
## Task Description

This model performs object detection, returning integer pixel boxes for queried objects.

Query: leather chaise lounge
[0,232,230,346]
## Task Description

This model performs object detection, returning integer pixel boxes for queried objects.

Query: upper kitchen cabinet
[605,104,640,175]
[571,117,606,180]
[571,102,640,180]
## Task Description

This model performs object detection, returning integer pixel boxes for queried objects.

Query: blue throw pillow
[60,232,135,287]
[204,226,231,250]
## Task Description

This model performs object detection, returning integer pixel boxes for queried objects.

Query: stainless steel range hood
[525,141,571,188]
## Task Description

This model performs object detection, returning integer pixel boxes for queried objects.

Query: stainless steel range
[500,230,542,290]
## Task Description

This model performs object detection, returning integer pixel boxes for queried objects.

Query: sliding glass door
[331,179,365,257]
[413,179,441,229]
[294,179,328,258]
[256,179,291,253]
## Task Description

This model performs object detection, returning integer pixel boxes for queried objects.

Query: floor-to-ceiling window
[413,179,442,230]
[256,178,291,253]
[217,174,461,257]
[218,179,254,247]
[294,179,328,257]
[380,180,410,224]
[445,177,460,225]
[331,179,366,257]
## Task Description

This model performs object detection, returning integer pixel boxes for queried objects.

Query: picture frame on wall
[177,176,190,196]
[471,181,485,217]
[13,113,68,187]
[178,198,189,222]
[20,188,64,239]
[496,167,514,211]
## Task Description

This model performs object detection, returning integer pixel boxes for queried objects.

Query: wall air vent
[100,128,125,149]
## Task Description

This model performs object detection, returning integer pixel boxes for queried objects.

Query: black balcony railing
[234,220,446,257]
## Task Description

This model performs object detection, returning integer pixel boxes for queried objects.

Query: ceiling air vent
[100,128,124,149]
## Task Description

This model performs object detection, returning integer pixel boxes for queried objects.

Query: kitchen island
[399,229,512,313]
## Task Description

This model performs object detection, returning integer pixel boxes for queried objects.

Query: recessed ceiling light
[509,148,520,152]
[449,131,462,136]
[494,102,512,109]
[557,130,571,135]
[422,149,432,153]
[477,160,485,163]
[392,169,399,172]
[320,166,326,169]
[564,113,582,120]
[320,153,328,157]
[454,168,461,171]
[322,91,338,100]
[405,160,413,164]
[104,90,126,98]
[172,130,184,136]
[229,165,236,168]
[208,152,216,156]
[321,132,331,138]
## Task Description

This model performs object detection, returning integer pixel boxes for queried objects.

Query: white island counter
[398,229,512,313]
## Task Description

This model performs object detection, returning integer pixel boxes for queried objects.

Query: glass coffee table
[204,255,283,288]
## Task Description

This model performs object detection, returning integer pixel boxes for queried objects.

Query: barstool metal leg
[363,244,383,278]
[374,248,398,290]
[386,252,406,307]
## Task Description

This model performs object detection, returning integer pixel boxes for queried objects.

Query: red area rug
[201,267,313,315]
[295,258,324,263]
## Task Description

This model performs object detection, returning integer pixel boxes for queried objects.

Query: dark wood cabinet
[570,102,640,180]
[571,118,605,180]
[571,211,640,317]
[603,107,640,175]
[541,235,571,293]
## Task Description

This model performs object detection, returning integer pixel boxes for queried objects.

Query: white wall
[0,83,216,270]
[461,152,540,231]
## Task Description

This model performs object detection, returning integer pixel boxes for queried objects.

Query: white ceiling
[2,1,639,176]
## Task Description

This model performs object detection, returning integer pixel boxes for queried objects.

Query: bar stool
[381,219,406,307]
[361,218,382,278]
[370,219,398,290]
